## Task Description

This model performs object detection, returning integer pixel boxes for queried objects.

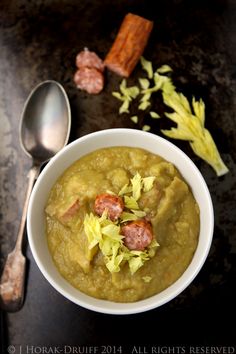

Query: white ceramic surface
[27,128,214,315]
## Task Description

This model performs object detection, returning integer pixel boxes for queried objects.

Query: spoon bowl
[0,80,71,312]
[20,80,71,164]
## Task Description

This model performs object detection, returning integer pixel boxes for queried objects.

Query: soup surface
[45,147,200,302]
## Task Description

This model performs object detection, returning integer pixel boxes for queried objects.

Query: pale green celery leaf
[164,112,199,140]
[144,85,161,94]
[126,86,140,99]
[164,111,184,124]
[139,78,150,90]
[142,125,151,132]
[142,276,152,283]
[148,238,160,249]
[120,245,132,261]
[164,91,191,117]
[120,212,138,223]
[118,183,133,196]
[120,78,127,87]
[120,79,127,95]
[141,72,166,94]
[124,240,158,274]
[124,195,139,210]
[140,57,153,79]
[130,116,138,124]
[119,99,130,114]
[99,209,109,223]
[161,127,194,141]
[101,224,123,241]
[131,172,142,201]
[128,250,149,274]
[163,91,190,118]
[130,250,149,258]
[122,241,158,274]
[187,114,206,138]
[112,92,124,101]
[102,218,117,228]
[150,111,161,119]
[100,236,116,256]
[148,248,157,258]
[128,257,144,274]
[84,213,102,249]
[153,72,165,87]
[138,101,151,110]
[156,65,173,74]
[142,176,156,192]
[140,92,151,102]
[131,209,146,217]
[88,238,100,250]
[179,122,200,140]
[106,244,124,273]
[119,76,139,99]
[161,78,176,94]
[147,239,159,257]
[106,254,124,273]
[192,97,205,126]
[153,72,161,84]
[178,93,192,114]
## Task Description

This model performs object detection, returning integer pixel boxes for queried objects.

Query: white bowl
[27,128,214,315]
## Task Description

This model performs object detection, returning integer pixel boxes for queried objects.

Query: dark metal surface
[0,0,235,352]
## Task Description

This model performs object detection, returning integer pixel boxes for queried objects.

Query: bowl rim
[27,128,214,315]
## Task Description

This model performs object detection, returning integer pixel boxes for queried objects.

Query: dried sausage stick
[104,13,153,77]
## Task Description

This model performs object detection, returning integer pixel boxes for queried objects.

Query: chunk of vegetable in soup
[45,147,200,302]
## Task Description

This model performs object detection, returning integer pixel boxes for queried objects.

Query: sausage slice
[76,48,104,72]
[59,199,80,223]
[94,193,124,221]
[121,219,153,251]
[74,67,104,94]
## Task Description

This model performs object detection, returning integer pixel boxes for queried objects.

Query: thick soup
[45,147,200,302]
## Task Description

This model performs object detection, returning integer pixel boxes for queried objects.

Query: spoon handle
[0,165,39,312]
[16,165,40,251]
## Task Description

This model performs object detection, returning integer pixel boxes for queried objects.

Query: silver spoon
[0,80,71,312]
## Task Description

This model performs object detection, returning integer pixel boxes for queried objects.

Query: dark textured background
[0,0,236,352]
